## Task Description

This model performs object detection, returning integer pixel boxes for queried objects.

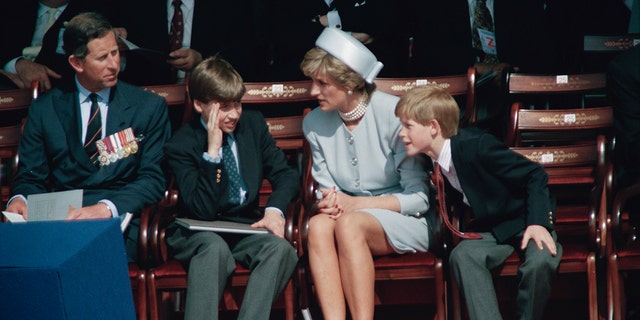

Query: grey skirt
[361,208,430,254]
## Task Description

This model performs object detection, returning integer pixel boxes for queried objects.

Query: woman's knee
[308,214,336,246]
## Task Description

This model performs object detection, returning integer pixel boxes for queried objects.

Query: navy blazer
[12,80,171,215]
[446,128,555,243]
[117,0,257,84]
[164,110,300,223]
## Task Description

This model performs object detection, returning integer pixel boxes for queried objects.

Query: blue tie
[222,135,245,204]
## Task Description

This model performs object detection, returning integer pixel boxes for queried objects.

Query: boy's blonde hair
[395,85,459,138]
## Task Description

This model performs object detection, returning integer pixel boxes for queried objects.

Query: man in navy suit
[6,12,171,262]
[117,0,263,85]
[163,56,299,320]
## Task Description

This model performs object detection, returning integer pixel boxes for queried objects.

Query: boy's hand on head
[206,104,223,156]
[521,224,557,256]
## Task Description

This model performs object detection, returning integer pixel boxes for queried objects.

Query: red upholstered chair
[297,138,448,320]
[0,81,38,209]
[607,180,640,319]
[146,81,315,320]
[450,137,609,320]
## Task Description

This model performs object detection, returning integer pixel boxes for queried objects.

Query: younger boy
[394,85,562,320]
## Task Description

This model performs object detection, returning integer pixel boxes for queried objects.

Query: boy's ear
[429,119,441,136]
[193,99,204,114]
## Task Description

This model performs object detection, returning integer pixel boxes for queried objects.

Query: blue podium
[0,219,135,320]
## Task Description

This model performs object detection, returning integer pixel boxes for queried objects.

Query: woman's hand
[316,186,342,218]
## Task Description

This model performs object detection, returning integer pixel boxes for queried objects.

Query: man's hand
[351,32,374,45]
[66,203,112,220]
[167,48,203,72]
[15,59,62,92]
[6,197,28,219]
[521,224,557,256]
[251,209,285,238]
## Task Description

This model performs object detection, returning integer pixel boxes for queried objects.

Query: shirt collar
[76,77,111,104]
[435,138,453,172]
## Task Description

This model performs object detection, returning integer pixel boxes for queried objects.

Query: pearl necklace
[339,93,369,122]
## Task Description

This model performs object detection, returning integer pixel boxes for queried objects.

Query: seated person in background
[5,12,171,262]
[301,28,431,320]
[0,0,121,91]
[394,85,562,320]
[117,0,260,85]
[162,56,299,320]
[608,44,640,188]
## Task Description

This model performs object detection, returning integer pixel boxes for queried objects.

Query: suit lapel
[52,85,99,171]
[235,121,259,200]
[106,84,134,136]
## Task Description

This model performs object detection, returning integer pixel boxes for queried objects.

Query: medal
[119,130,130,158]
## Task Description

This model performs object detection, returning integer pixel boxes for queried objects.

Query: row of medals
[95,127,139,166]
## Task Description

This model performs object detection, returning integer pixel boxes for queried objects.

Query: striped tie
[85,93,102,158]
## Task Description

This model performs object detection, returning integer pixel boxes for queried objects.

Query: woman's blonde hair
[300,47,374,95]
[395,85,460,138]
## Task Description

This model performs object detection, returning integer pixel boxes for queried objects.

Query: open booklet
[2,189,133,232]
[176,218,269,235]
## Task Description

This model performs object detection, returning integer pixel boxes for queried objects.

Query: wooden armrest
[148,202,179,266]
[611,181,640,247]
[137,204,155,268]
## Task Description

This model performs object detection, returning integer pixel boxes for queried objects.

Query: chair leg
[435,259,447,320]
[608,253,622,320]
[284,280,294,320]
[587,254,598,320]
[147,273,159,320]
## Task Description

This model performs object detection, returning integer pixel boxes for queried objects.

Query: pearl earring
[347,90,353,95]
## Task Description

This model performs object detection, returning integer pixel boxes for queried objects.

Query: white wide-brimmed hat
[315,28,383,84]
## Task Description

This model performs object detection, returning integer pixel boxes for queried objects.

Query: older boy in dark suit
[163,56,299,320]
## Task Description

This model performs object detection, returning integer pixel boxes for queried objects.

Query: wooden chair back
[505,104,614,147]
[583,34,640,72]
[141,82,191,133]
[506,72,607,109]
[0,125,23,207]
[375,66,477,127]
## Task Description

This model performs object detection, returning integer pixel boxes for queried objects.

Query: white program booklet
[176,218,269,234]
[27,189,84,221]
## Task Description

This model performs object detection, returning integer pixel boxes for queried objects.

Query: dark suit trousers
[449,231,562,320]
[167,227,298,320]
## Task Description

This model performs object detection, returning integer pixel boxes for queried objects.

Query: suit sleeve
[164,125,229,220]
[257,115,300,212]
[476,133,554,230]
[11,97,53,197]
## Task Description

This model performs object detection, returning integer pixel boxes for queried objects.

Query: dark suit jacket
[401,0,555,76]
[270,0,396,80]
[446,128,555,243]
[117,0,260,84]
[608,45,640,187]
[12,80,171,215]
[0,0,120,85]
[163,111,300,223]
